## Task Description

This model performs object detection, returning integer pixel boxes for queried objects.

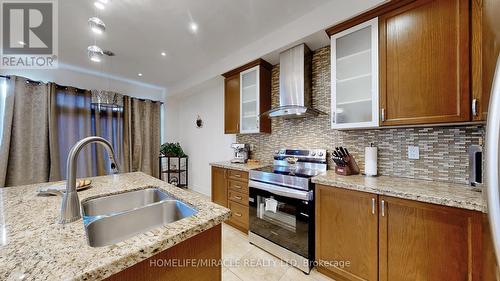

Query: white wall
[167,76,235,196]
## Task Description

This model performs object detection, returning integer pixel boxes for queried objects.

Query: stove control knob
[318,152,324,157]
[279,151,285,155]
[311,152,316,156]
[274,150,279,154]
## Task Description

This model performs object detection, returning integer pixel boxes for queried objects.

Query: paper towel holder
[363,143,378,177]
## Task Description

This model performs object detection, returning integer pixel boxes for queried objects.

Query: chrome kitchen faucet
[60,136,120,224]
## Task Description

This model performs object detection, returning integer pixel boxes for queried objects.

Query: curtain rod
[0,75,164,104]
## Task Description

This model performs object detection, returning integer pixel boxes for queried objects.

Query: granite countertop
[210,161,268,172]
[0,172,230,281]
[312,171,486,212]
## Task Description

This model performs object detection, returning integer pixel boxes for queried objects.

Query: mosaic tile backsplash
[237,46,485,185]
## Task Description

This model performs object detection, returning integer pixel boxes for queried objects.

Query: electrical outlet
[408,146,420,160]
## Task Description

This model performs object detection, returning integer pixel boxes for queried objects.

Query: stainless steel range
[248,148,327,273]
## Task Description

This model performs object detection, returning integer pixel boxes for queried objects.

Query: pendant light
[88,45,104,62]
[88,17,106,35]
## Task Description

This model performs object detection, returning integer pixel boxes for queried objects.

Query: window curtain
[0,76,51,187]
[123,97,161,178]
[49,87,128,181]
[0,76,161,187]
[91,101,126,175]
[48,86,94,181]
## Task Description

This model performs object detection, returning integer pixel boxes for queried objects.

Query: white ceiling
[59,0,384,95]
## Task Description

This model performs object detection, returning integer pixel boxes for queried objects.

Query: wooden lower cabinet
[379,196,482,281]
[105,224,222,281]
[211,166,249,234]
[211,166,227,207]
[227,200,249,232]
[316,185,378,281]
[316,184,484,281]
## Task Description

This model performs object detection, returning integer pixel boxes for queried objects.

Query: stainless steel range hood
[262,44,324,118]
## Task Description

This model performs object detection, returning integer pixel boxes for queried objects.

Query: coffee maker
[231,143,250,163]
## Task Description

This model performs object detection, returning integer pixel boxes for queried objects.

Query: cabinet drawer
[228,190,248,206]
[228,169,248,181]
[228,201,249,230]
[228,179,248,194]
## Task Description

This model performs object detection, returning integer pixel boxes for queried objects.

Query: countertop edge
[209,161,267,172]
[312,175,486,213]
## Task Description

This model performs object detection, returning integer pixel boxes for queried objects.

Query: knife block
[335,155,360,176]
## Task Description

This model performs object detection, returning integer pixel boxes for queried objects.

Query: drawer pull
[234,174,241,177]
[234,212,242,217]
[234,196,242,200]
[234,185,242,189]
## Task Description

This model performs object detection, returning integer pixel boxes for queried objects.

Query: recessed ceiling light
[138,73,143,77]
[94,1,105,10]
[88,45,104,62]
[97,0,109,3]
[189,22,198,33]
[18,41,26,46]
[161,52,167,57]
[88,17,106,34]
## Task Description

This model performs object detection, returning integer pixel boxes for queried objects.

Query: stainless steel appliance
[231,143,250,163]
[248,148,327,273]
[261,44,324,118]
[484,0,500,274]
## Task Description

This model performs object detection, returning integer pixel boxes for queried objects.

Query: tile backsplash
[237,46,485,185]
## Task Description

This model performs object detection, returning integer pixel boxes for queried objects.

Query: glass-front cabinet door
[331,17,379,129]
[240,66,260,134]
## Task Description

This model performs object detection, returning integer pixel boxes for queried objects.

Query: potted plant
[160,142,187,157]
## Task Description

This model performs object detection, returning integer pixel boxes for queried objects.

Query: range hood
[262,44,324,118]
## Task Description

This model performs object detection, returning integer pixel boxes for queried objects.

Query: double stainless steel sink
[81,188,197,247]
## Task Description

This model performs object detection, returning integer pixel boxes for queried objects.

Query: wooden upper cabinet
[222,59,272,134]
[211,166,227,207]
[379,0,471,126]
[224,74,240,134]
[378,196,481,281]
[472,0,500,121]
[316,185,378,281]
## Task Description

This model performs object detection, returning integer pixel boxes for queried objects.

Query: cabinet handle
[381,200,385,217]
[234,212,242,217]
[235,196,242,200]
[237,123,239,131]
[234,174,241,178]
[381,108,386,122]
[234,185,241,189]
[371,198,376,215]
[472,99,478,116]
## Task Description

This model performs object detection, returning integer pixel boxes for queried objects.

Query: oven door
[248,180,314,259]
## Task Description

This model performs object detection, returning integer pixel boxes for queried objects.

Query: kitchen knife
[336,147,344,157]
[340,147,348,157]
[332,150,340,158]
[344,148,350,156]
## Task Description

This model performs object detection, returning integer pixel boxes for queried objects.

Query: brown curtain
[48,85,94,181]
[92,103,126,175]
[123,97,161,177]
[0,76,161,186]
[0,76,51,187]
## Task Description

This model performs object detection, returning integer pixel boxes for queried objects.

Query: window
[0,77,7,145]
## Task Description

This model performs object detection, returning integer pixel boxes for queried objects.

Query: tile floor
[221,223,334,281]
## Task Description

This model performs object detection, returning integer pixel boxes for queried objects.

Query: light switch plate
[408,146,420,160]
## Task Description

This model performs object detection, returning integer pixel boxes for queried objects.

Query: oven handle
[249,180,313,201]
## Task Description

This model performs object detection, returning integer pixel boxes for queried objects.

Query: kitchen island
[0,172,230,281]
